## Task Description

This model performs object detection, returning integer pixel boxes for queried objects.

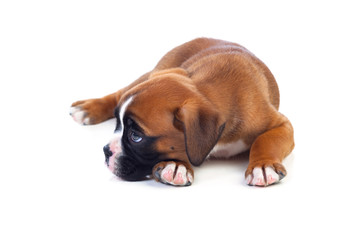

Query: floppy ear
[175,99,225,166]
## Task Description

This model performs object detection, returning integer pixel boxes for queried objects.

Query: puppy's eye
[130,131,143,143]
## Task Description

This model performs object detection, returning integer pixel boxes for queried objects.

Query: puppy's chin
[110,156,153,181]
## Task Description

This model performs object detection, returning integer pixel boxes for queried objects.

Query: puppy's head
[104,68,225,181]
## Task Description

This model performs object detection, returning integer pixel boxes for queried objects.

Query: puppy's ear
[175,99,225,166]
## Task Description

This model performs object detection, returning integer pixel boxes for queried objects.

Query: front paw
[245,163,286,187]
[70,98,112,125]
[153,161,194,186]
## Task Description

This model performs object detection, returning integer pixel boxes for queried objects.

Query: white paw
[69,107,90,125]
[246,167,280,186]
[154,162,193,186]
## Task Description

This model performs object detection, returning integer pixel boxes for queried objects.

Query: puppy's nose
[103,144,113,165]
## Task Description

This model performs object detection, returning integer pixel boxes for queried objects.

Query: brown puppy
[70,38,294,187]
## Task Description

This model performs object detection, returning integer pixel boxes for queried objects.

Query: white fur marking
[247,167,280,186]
[159,163,192,186]
[107,96,134,173]
[251,167,265,186]
[118,96,134,137]
[160,163,176,184]
[210,139,249,158]
[70,107,86,124]
[70,107,91,125]
[69,107,77,115]
[83,117,90,125]
[174,165,187,185]
[264,167,280,185]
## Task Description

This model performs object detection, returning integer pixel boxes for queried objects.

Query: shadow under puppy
[70,38,295,187]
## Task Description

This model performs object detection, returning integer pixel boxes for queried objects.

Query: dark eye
[130,131,143,143]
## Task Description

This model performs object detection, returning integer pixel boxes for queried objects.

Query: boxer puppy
[70,38,294,187]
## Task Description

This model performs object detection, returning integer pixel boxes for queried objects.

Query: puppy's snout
[103,144,113,165]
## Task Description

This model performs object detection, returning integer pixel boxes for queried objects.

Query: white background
[1,0,359,239]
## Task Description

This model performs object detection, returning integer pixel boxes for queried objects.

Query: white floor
[1,1,359,239]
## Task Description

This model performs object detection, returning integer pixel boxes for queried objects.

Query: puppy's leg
[70,91,121,125]
[245,117,294,187]
[153,161,194,186]
[70,72,151,125]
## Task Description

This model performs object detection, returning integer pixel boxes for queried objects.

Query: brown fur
[71,38,295,184]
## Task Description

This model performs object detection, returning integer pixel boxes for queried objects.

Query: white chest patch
[209,139,249,158]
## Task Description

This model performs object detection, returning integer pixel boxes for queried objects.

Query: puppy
[70,38,294,187]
